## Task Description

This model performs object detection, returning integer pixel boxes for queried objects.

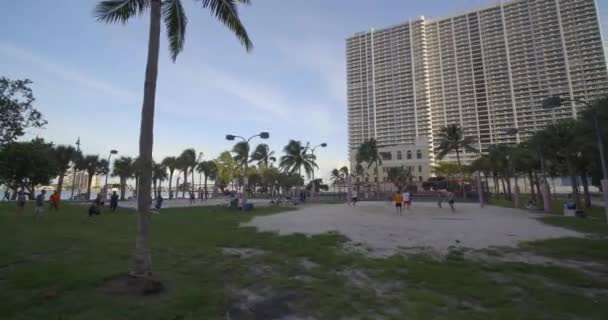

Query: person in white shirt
[402,190,412,210]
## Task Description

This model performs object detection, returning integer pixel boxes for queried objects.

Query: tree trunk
[191,168,195,194]
[132,0,160,278]
[152,179,157,198]
[455,148,464,198]
[567,160,580,209]
[505,173,512,201]
[534,172,542,204]
[182,169,188,198]
[168,171,173,200]
[204,176,208,199]
[57,171,66,195]
[527,171,536,198]
[580,170,591,208]
[86,174,94,201]
[501,177,508,200]
[120,177,127,200]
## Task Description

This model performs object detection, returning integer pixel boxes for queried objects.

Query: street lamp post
[104,149,118,199]
[307,142,327,200]
[543,96,608,222]
[226,132,269,208]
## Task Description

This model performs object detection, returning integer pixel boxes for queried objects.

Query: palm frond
[95,0,149,24]
[162,0,188,61]
[199,0,253,51]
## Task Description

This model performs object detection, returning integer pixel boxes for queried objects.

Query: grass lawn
[1,202,607,319]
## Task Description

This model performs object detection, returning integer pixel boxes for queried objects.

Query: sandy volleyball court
[244,201,582,256]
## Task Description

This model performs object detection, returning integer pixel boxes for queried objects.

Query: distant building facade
[347,0,608,167]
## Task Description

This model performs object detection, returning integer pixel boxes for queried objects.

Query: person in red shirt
[49,191,60,211]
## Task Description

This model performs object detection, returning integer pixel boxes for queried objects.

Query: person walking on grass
[16,190,27,214]
[446,191,455,212]
[351,189,358,207]
[35,190,46,219]
[394,190,403,215]
[3,189,10,201]
[110,191,119,212]
[49,190,60,212]
[402,189,412,210]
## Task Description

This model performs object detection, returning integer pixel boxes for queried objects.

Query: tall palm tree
[279,140,317,179]
[95,0,252,277]
[178,148,197,197]
[197,160,217,199]
[232,141,250,191]
[113,156,135,200]
[161,156,178,199]
[330,168,342,192]
[52,145,77,196]
[356,138,382,190]
[435,124,478,197]
[251,143,276,167]
[152,161,168,197]
[76,155,108,200]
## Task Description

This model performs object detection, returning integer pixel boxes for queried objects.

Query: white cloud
[0,43,138,100]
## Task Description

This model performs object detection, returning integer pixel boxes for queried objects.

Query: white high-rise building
[347,0,608,167]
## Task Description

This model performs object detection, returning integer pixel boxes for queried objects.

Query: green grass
[1,202,608,319]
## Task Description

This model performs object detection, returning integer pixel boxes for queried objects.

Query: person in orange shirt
[49,190,60,211]
[394,191,403,215]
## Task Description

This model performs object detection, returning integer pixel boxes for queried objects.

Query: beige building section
[347,0,608,167]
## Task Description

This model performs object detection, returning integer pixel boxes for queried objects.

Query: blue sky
[1,0,607,182]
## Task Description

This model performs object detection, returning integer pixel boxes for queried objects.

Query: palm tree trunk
[534,172,542,204]
[505,173,512,201]
[152,179,157,198]
[580,171,591,208]
[168,172,173,200]
[567,160,580,209]
[455,148,464,198]
[204,176,208,199]
[57,171,66,195]
[182,169,188,198]
[132,0,161,278]
[191,169,195,194]
[528,171,536,198]
[501,177,508,200]
[86,174,94,201]
[120,177,127,200]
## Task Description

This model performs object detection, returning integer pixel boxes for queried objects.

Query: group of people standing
[11,189,61,218]
[393,190,412,214]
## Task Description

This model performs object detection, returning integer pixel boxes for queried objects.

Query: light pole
[226,132,269,208]
[543,96,608,222]
[104,149,118,199]
[306,142,327,200]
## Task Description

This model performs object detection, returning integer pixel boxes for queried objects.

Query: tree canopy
[0,77,47,145]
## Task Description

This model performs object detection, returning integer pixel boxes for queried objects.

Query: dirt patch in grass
[226,285,312,320]
[99,273,165,298]
[222,247,269,259]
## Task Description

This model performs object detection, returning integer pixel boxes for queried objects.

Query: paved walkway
[244,201,582,257]
[117,198,273,209]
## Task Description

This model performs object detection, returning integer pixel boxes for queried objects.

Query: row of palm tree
[52,146,110,200]
[219,140,319,194]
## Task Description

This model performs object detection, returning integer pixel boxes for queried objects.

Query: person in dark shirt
[110,191,119,212]
[35,190,46,219]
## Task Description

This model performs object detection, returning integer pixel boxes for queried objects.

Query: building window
[397,150,402,160]
[419,176,423,182]
[407,150,412,159]
[417,150,422,159]
[418,165,422,172]
[380,152,392,161]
